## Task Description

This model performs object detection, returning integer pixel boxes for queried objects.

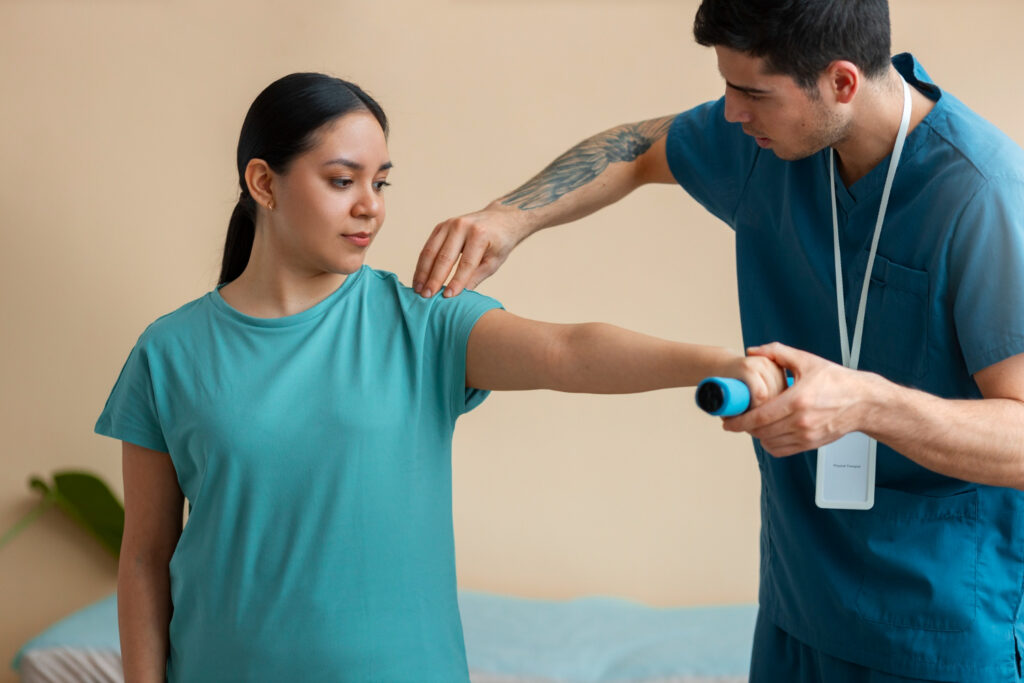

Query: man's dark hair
[693,0,891,90]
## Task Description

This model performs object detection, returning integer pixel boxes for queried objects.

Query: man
[412,1,1024,681]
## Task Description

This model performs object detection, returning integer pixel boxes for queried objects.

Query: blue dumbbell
[695,376,794,416]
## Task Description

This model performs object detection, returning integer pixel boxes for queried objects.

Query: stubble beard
[775,101,851,162]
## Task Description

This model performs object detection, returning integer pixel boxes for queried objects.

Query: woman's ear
[244,159,276,211]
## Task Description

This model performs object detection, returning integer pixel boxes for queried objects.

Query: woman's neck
[218,236,348,319]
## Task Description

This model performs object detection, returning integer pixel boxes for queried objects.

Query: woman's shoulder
[358,266,427,307]
[361,265,501,311]
[133,292,215,349]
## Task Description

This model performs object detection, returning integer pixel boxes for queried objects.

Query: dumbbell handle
[695,376,794,416]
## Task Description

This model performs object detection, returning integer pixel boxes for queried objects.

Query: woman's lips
[342,232,372,247]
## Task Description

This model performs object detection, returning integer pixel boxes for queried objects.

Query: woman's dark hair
[219,73,388,284]
[693,0,891,92]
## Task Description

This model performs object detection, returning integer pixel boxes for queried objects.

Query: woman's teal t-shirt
[95,266,502,682]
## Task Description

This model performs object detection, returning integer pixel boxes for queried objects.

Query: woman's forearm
[118,553,172,683]
[467,312,785,398]
[547,322,740,393]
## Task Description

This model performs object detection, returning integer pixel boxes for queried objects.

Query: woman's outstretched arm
[466,309,786,405]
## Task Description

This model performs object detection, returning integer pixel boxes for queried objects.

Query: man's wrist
[853,370,896,435]
[485,199,542,243]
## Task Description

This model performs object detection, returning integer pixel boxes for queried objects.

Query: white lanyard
[829,78,912,370]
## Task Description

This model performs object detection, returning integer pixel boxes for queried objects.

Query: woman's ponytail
[218,196,256,285]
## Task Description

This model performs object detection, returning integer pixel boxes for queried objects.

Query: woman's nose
[352,186,382,218]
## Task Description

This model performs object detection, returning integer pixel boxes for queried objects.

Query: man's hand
[412,204,527,299]
[412,116,677,299]
[723,342,880,457]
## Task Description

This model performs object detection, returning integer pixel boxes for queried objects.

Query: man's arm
[726,344,1024,489]
[413,115,678,298]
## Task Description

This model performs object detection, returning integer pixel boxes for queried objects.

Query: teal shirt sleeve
[950,175,1024,375]
[428,288,504,418]
[664,98,761,227]
[94,333,169,453]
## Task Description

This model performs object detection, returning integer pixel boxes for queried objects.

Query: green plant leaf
[48,471,125,559]
[29,476,51,496]
[0,494,53,552]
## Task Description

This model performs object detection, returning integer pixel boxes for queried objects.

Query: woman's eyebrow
[323,157,393,171]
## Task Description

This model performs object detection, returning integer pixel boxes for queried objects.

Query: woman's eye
[331,178,353,188]
[373,180,391,192]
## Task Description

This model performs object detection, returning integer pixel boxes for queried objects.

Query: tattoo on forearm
[499,117,674,210]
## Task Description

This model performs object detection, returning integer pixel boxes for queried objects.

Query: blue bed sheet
[13,591,757,682]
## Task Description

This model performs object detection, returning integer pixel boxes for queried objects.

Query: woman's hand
[714,353,790,410]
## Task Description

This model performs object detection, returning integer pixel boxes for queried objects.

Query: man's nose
[723,90,752,124]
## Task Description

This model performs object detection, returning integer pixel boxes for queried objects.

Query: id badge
[815,431,876,510]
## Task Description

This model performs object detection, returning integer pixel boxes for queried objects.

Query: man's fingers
[413,223,452,295]
[736,416,811,457]
[443,237,489,297]
[462,261,496,293]
[415,209,519,297]
[723,392,794,433]
[746,405,832,455]
[421,227,470,298]
[747,342,810,374]
[747,417,802,444]
[760,440,808,458]
[760,430,825,457]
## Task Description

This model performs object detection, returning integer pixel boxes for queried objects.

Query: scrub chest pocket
[854,252,930,381]
[851,487,979,632]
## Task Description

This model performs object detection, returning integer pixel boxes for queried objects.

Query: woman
[98,73,784,682]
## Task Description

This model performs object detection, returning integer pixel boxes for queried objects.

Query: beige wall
[2,1,1023,678]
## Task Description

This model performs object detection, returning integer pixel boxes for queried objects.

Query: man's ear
[823,60,860,105]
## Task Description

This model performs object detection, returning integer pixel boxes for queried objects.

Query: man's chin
[770,146,819,162]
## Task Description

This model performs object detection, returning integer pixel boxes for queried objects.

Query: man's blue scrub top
[666,53,1024,681]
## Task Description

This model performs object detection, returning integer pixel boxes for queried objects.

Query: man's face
[714,45,849,161]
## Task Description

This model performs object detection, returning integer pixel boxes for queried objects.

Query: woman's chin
[326,254,370,275]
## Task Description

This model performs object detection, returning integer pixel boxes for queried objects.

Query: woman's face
[268,111,391,275]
